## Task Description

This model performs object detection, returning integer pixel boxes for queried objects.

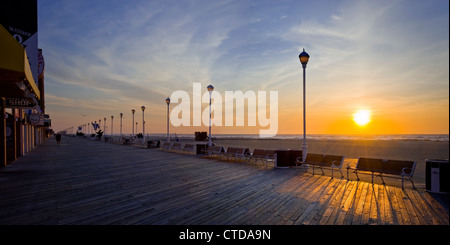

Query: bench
[160,142,171,150]
[223,147,250,161]
[346,157,416,189]
[249,149,276,167]
[296,153,345,178]
[203,145,225,157]
[170,142,183,152]
[182,144,196,154]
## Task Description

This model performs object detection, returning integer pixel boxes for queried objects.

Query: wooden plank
[351,181,369,225]
[335,180,359,225]
[308,178,342,225]
[318,179,349,225]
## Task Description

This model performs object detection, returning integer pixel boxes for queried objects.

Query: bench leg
[333,167,344,179]
[380,174,386,185]
[410,178,416,189]
[347,168,350,181]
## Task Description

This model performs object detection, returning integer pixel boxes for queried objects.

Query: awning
[0,24,40,100]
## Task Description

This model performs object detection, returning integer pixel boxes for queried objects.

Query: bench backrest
[162,142,171,148]
[322,154,344,167]
[172,143,182,148]
[252,149,275,157]
[356,158,416,175]
[225,147,246,154]
[252,149,267,157]
[305,153,325,164]
[207,146,224,153]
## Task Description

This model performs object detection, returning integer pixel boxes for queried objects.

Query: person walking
[55,133,61,145]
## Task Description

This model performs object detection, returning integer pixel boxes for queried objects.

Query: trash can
[425,159,449,193]
[275,150,290,168]
[275,150,302,168]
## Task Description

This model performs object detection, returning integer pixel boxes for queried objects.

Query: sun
[353,109,371,126]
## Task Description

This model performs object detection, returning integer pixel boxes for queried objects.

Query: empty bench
[223,147,250,161]
[249,149,276,167]
[170,142,183,152]
[182,144,196,154]
[346,157,416,189]
[160,142,171,150]
[296,153,345,178]
[203,145,225,158]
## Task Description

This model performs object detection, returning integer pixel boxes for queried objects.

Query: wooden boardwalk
[0,136,448,225]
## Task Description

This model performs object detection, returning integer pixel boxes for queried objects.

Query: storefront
[1,0,50,167]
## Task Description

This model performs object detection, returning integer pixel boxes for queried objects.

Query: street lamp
[103,118,106,136]
[111,115,114,139]
[207,84,214,146]
[141,106,145,144]
[131,109,135,137]
[299,48,310,162]
[120,113,123,141]
[166,97,170,143]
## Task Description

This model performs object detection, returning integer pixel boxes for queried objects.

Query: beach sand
[203,138,448,188]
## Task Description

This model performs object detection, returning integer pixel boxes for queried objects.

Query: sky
[38,0,449,136]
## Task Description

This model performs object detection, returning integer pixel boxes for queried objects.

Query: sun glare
[353,109,371,126]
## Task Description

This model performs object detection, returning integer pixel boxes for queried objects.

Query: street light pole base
[302,144,308,168]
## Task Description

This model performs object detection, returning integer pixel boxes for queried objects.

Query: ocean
[146,134,449,142]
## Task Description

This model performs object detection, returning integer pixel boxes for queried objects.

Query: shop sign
[29,113,43,125]
[5,97,36,109]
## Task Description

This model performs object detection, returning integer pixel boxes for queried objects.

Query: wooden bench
[160,142,171,150]
[170,142,183,152]
[203,145,225,157]
[222,147,250,161]
[346,157,416,189]
[296,153,345,178]
[249,149,276,167]
[182,144,196,154]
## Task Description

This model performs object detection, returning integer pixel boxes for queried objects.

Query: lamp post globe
[299,48,310,162]
[299,48,310,68]
[207,84,214,146]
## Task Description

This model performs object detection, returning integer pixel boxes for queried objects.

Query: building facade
[0,0,51,167]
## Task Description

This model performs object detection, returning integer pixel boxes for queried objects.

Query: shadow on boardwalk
[0,136,448,226]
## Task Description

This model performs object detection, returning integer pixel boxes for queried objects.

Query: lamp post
[166,97,170,143]
[131,109,135,137]
[299,48,310,162]
[104,118,106,135]
[207,84,214,146]
[111,115,114,139]
[120,113,123,141]
[141,106,145,144]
